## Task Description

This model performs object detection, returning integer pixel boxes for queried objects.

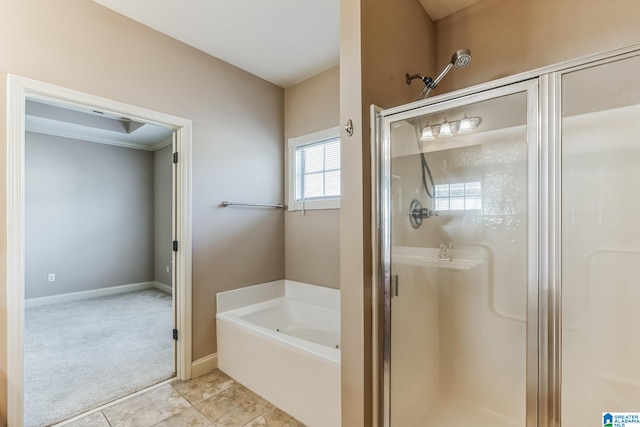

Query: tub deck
[216,280,341,427]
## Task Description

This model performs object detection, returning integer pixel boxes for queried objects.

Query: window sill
[288,199,340,211]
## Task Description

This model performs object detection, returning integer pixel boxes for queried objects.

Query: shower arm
[406,73,435,100]
[406,48,471,100]
[406,62,453,91]
[405,73,433,87]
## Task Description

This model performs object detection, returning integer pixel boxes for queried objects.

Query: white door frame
[6,74,193,426]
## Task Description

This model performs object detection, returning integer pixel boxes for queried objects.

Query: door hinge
[173,240,178,252]
[173,329,178,341]
[173,152,178,164]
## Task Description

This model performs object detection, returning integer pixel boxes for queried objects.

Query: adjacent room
[23,99,175,426]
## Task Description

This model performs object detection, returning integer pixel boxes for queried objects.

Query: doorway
[7,75,193,427]
[377,81,538,427]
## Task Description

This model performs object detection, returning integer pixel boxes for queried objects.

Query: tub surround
[216,280,341,427]
[217,279,339,314]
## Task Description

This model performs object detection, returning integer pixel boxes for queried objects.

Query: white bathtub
[216,280,341,427]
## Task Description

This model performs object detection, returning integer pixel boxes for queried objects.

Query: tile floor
[58,370,305,427]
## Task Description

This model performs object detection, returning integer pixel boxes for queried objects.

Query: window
[288,127,341,211]
[434,181,482,211]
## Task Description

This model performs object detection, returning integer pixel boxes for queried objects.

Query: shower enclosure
[374,47,640,427]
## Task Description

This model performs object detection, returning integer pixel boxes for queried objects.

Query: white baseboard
[191,353,218,378]
[152,281,173,295]
[25,281,166,308]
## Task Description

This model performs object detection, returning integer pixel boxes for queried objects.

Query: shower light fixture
[458,114,473,134]
[438,119,453,138]
[420,125,435,141]
[420,114,481,140]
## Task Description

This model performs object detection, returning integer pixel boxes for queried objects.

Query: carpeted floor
[24,288,174,427]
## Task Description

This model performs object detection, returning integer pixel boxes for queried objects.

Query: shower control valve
[409,199,438,229]
[412,207,438,219]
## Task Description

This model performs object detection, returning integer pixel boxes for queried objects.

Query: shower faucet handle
[439,242,453,261]
[408,199,438,229]
[417,208,437,218]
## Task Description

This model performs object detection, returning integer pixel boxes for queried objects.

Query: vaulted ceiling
[94,0,480,88]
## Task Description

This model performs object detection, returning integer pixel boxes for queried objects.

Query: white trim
[287,126,341,212]
[7,74,193,427]
[25,281,162,308]
[191,353,219,378]
[150,137,173,152]
[174,118,193,382]
[24,127,168,152]
[153,281,173,295]
[290,199,340,212]
[288,126,341,147]
[7,72,26,427]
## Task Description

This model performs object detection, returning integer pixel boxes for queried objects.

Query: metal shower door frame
[373,79,541,427]
[539,48,640,427]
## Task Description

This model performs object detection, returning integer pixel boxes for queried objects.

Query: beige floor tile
[151,406,214,427]
[244,407,306,427]
[194,384,273,427]
[60,411,111,427]
[103,383,191,427]
[172,369,235,404]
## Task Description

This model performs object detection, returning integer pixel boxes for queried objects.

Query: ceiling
[25,99,174,151]
[94,0,480,88]
[418,0,482,21]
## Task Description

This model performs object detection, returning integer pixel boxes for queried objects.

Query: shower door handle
[392,274,399,297]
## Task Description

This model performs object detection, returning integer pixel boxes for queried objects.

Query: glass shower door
[561,53,640,426]
[381,82,538,427]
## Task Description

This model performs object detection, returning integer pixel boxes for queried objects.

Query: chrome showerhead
[431,48,472,89]
[452,49,472,69]
[405,48,472,100]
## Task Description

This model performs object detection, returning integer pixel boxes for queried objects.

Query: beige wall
[0,1,284,422]
[284,66,340,289]
[339,0,365,423]
[25,133,156,299]
[435,0,640,94]
[340,0,435,425]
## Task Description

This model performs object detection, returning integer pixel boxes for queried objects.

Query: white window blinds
[295,138,340,201]
[288,127,341,211]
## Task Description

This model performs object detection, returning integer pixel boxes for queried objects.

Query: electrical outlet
[47,273,55,283]
[166,265,170,274]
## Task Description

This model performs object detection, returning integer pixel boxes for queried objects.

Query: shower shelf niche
[392,246,483,270]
